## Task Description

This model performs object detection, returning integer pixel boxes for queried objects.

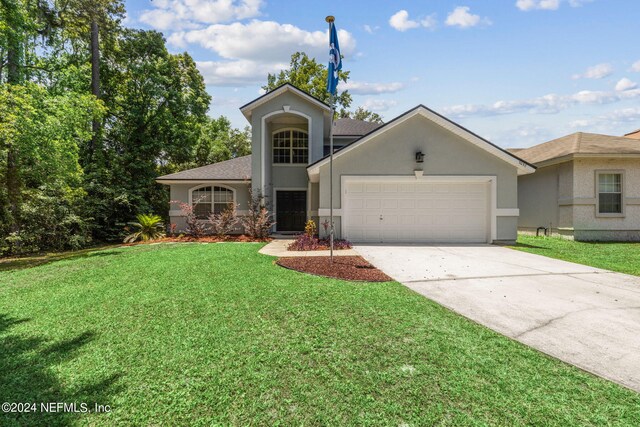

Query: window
[273,129,308,164]
[191,186,234,219]
[597,172,623,214]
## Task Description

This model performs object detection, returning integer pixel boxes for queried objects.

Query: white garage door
[344,179,490,243]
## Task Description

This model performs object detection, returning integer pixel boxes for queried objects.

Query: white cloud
[445,6,490,28]
[516,0,592,11]
[389,10,420,31]
[363,24,379,34]
[361,99,398,112]
[494,124,552,148]
[342,81,405,95]
[516,0,560,11]
[420,14,438,30]
[389,10,437,32]
[140,0,263,30]
[615,78,638,92]
[632,60,640,72]
[170,21,355,62]
[570,107,640,129]
[571,63,614,79]
[169,20,357,86]
[196,59,287,86]
[568,0,594,6]
[443,88,640,118]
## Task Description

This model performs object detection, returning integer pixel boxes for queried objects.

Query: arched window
[273,129,308,164]
[190,186,234,219]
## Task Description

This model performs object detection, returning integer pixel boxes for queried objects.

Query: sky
[123,0,640,148]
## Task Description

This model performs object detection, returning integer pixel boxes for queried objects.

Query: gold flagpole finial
[325,15,335,23]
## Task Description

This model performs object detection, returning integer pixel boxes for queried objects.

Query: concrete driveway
[355,244,640,392]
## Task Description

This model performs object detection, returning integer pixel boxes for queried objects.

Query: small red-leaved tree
[170,201,208,238]
[241,188,274,239]
[208,203,239,239]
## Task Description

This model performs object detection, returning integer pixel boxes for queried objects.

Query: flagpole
[326,15,335,264]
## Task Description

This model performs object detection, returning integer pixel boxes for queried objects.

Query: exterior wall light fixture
[415,151,425,163]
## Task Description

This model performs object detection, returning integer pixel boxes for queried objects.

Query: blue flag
[326,21,341,96]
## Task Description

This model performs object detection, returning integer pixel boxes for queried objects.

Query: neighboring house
[625,129,640,140]
[157,83,535,243]
[513,132,640,241]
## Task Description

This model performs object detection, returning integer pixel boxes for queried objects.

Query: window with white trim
[191,186,234,219]
[273,129,308,164]
[597,172,622,214]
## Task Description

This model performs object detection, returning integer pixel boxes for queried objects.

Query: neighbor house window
[597,172,623,214]
[273,129,308,164]
[191,186,234,218]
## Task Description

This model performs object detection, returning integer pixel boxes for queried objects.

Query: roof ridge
[574,132,583,152]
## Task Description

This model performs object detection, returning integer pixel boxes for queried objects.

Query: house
[513,132,640,241]
[625,129,640,140]
[157,83,535,243]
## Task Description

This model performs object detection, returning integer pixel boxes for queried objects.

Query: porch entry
[276,190,307,232]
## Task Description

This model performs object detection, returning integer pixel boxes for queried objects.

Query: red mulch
[277,256,392,282]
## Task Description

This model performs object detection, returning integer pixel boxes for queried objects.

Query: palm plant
[124,214,166,243]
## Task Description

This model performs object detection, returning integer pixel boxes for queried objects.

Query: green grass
[512,234,640,276]
[1,243,639,426]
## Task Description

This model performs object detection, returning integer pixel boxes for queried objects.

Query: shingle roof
[333,118,382,136]
[156,155,251,181]
[625,129,640,139]
[515,132,640,164]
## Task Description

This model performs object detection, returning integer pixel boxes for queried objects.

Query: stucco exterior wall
[518,158,640,240]
[316,115,520,241]
[517,162,574,232]
[571,158,640,240]
[249,91,327,197]
[168,182,252,233]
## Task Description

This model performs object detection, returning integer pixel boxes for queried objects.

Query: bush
[171,201,208,237]
[241,188,274,239]
[287,234,353,251]
[208,204,239,239]
[304,219,316,238]
[288,234,323,251]
[123,214,165,243]
[1,186,91,256]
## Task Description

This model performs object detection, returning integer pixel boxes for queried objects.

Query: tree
[263,52,384,124]
[82,29,210,239]
[192,117,251,167]
[339,106,384,124]
[263,52,352,111]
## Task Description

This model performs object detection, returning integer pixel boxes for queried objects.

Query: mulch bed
[124,235,271,246]
[277,256,392,282]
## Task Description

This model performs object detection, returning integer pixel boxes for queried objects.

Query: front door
[276,191,306,232]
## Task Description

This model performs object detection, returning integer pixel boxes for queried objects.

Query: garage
[343,178,491,243]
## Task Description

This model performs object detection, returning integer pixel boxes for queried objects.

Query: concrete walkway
[355,244,640,392]
[259,239,359,257]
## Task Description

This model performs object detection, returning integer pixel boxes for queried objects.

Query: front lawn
[1,243,638,426]
[513,234,640,276]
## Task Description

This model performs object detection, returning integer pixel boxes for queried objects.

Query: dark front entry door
[276,191,306,232]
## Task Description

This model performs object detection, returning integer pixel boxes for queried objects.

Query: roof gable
[240,83,331,121]
[308,105,535,176]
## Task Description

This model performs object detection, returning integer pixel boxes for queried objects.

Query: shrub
[320,237,352,250]
[241,188,274,239]
[208,204,239,239]
[171,200,208,238]
[304,219,317,238]
[1,186,91,256]
[288,234,323,251]
[123,214,166,243]
[287,234,353,251]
